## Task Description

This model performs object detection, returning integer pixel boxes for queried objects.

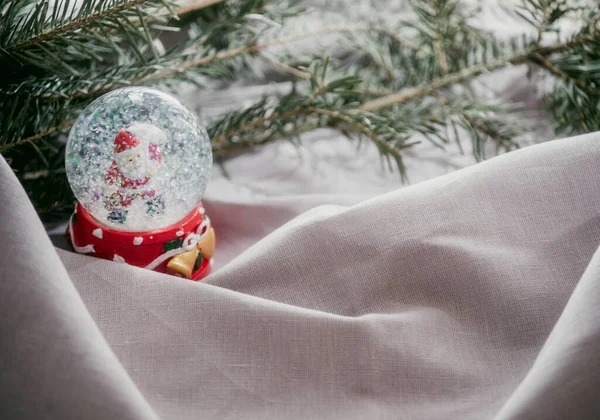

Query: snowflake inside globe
[66,87,212,232]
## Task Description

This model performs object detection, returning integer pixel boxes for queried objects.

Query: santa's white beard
[116,154,149,179]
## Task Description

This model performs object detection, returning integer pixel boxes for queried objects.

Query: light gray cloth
[1,131,600,419]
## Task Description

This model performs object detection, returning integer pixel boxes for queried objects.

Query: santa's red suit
[104,129,162,220]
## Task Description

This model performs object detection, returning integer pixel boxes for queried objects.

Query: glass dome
[66,87,212,232]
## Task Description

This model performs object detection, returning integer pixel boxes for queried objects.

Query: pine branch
[360,30,600,112]
[0,118,76,151]
[430,1,453,74]
[541,9,600,134]
[515,0,575,43]
[213,108,409,167]
[208,61,522,174]
[531,53,600,96]
[258,52,310,78]
[545,83,599,134]
[0,0,179,78]
[313,108,409,177]
[0,22,418,153]
[138,24,419,82]
[0,0,276,153]
[213,122,320,157]
[18,24,409,101]
[6,0,152,52]
[3,22,597,153]
[536,2,553,42]
[206,61,419,175]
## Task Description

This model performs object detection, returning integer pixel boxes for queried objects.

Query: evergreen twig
[531,53,600,96]
[6,0,153,52]
[360,30,600,112]
[0,0,599,221]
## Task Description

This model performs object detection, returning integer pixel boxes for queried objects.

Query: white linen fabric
[3,1,599,418]
[1,132,600,419]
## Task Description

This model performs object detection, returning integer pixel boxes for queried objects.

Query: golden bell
[197,227,216,259]
[166,248,199,279]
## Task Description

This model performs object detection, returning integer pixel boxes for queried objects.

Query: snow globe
[65,87,215,280]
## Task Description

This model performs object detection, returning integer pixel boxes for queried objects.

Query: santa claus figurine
[103,123,165,224]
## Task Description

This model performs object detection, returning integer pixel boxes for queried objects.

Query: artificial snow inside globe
[66,87,215,280]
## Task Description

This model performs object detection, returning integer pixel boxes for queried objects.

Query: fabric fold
[2,131,600,419]
[0,157,158,420]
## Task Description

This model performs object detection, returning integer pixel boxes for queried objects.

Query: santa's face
[116,149,149,179]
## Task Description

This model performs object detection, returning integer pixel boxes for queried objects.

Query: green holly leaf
[163,238,184,252]
[193,251,203,271]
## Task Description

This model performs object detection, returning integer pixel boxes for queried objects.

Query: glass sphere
[66,87,212,232]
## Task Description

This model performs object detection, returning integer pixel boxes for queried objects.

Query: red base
[191,264,210,280]
[68,202,212,281]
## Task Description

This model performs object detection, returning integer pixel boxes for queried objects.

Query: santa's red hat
[114,130,140,154]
